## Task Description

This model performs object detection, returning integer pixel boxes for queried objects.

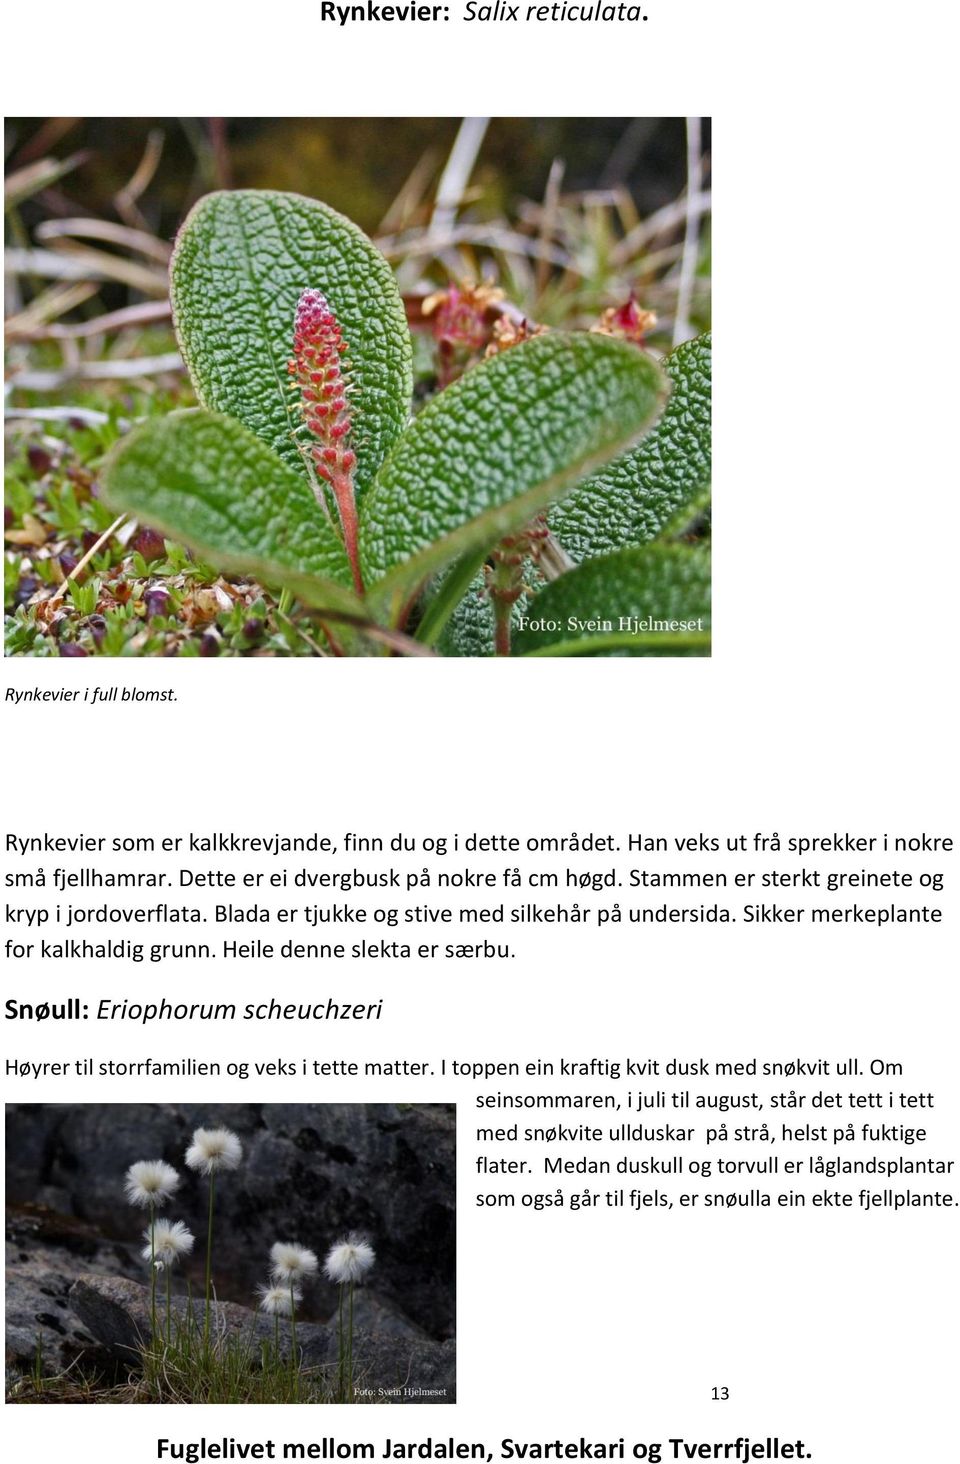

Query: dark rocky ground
[6,1205,136,1382]
[5,1103,456,1400]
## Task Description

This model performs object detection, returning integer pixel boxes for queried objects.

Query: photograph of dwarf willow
[5,118,710,657]
[6,1103,455,1404]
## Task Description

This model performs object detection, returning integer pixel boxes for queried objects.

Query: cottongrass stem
[324,1235,375,1401]
[143,1220,194,1343]
[269,1243,318,1392]
[185,1126,243,1355]
[125,1160,180,1340]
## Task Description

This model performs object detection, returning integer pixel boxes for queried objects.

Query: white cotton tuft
[185,1126,243,1175]
[270,1242,319,1283]
[323,1234,375,1285]
[257,1283,302,1316]
[124,1159,180,1208]
[143,1218,195,1266]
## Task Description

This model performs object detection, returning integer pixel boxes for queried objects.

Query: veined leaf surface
[101,411,358,613]
[513,544,711,657]
[170,189,412,497]
[550,332,711,560]
[360,332,668,618]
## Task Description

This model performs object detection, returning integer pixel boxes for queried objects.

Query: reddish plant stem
[493,602,513,657]
[486,516,550,656]
[331,472,364,596]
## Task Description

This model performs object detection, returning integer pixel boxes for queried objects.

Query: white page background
[2,5,957,1460]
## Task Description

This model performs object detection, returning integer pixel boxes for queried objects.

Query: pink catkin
[288,289,363,594]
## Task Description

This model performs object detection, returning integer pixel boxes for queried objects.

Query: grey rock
[5,1206,139,1379]
[350,1290,429,1340]
[350,1336,457,1404]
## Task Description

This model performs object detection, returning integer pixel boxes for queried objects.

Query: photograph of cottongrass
[5,1103,455,1403]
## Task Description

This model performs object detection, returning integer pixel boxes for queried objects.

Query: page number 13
[711,1387,729,1401]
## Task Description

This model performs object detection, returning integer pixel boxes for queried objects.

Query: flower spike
[289,289,363,594]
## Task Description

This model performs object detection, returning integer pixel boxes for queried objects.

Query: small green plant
[261,1242,320,1401]
[324,1235,376,1402]
[31,1332,45,1396]
[184,1126,243,1355]
[101,189,711,656]
[257,1280,301,1372]
[137,1300,331,1405]
[124,1159,182,1339]
[144,1219,195,1343]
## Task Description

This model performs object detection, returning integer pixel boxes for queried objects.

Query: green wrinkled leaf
[416,550,491,651]
[435,568,496,657]
[435,561,541,657]
[360,332,668,619]
[101,410,358,614]
[512,545,711,657]
[550,332,711,561]
[170,189,412,497]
